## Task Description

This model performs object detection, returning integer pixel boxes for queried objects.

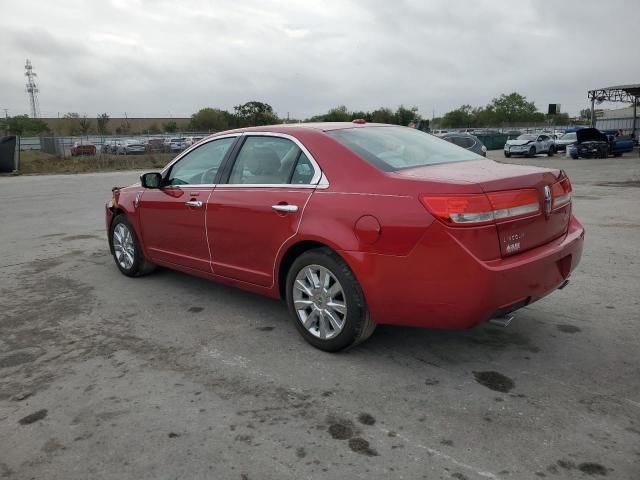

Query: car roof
[220,122,395,135]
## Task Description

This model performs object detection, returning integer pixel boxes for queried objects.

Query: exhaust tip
[489,315,514,328]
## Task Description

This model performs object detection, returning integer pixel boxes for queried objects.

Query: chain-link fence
[21,132,212,157]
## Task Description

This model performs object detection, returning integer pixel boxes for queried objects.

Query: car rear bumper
[342,215,585,329]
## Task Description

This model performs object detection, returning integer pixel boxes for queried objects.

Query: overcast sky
[1,0,638,119]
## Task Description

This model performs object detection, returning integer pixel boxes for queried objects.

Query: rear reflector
[421,189,540,226]
[551,177,572,209]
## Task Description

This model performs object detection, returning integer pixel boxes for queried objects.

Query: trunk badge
[543,185,552,216]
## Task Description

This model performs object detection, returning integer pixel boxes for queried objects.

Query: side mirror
[140,172,163,189]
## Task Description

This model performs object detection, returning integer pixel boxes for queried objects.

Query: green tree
[321,105,352,122]
[234,101,279,126]
[395,105,420,126]
[0,115,50,135]
[488,92,543,124]
[546,112,570,125]
[97,113,110,135]
[440,105,475,128]
[147,123,161,134]
[163,121,178,133]
[190,108,229,131]
[370,107,395,124]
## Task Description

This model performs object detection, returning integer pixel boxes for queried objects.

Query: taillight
[420,189,540,226]
[551,177,572,209]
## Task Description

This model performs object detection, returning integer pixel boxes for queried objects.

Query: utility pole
[25,59,40,118]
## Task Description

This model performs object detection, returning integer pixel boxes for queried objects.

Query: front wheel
[504,151,511,158]
[548,146,555,156]
[110,214,156,277]
[286,248,376,352]
[528,147,536,158]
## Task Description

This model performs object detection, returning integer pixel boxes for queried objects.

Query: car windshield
[327,126,480,171]
[561,133,576,140]
[517,134,537,140]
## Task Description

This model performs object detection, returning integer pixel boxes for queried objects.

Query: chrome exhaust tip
[489,315,514,327]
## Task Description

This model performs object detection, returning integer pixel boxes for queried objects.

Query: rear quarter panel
[298,190,433,256]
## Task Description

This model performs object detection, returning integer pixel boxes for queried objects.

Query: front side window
[228,136,314,185]
[167,137,236,185]
[328,126,481,172]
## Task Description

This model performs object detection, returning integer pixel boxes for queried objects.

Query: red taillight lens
[551,177,572,209]
[420,194,494,226]
[421,189,540,226]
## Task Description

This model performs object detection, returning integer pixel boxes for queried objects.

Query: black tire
[613,152,622,157]
[286,247,376,352]
[528,147,536,158]
[109,214,156,277]
[548,146,555,157]
[504,151,511,158]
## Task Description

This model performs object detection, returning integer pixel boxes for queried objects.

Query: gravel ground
[1,149,639,479]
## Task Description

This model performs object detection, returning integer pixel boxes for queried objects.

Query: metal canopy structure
[588,84,639,136]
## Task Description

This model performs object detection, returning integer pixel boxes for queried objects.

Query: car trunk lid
[400,160,572,257]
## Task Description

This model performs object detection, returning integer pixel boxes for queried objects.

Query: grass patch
[18,150,174,174]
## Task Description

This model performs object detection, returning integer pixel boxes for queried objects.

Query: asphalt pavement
[1,151,639,479]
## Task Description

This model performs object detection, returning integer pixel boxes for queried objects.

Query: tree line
[0,93,589,136]
[435,93,577,128]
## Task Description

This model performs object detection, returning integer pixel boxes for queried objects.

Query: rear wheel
[613,152,622,157]
[286,248,375,352]
[528,147,536,158]
[110,214,156,277]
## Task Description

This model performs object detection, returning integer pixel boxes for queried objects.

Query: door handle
[272,204,299,213]
[185,200,203,208]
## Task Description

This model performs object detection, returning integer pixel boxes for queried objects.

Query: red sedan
[105,122,584,351]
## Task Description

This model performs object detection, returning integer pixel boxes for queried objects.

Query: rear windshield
[327,126,480,171]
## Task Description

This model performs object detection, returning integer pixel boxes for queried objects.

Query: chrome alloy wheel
[293,264,347,340]
[112,223,135,270]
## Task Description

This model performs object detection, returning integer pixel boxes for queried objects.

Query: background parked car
[70,142,96,156]
[555,132,578,151]
[144,138,165,153]
[163,137,187,153]
[504,133,555,157]
[438,132,487,156]
[568,128,609,159]
[185,136,204,147]
[117,138,146,155]
[602,130,635,157]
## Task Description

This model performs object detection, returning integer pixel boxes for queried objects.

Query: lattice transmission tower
[25,59,40,118]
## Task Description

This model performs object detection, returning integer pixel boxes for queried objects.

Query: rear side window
[290,152,314,184]
[328,126,481,171]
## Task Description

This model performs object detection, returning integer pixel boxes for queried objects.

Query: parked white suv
[504,134,556,158]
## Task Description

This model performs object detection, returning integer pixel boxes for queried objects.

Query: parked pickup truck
[603,130,635,157]
[569,128,634,159]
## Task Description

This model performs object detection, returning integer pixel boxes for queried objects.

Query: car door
[206,133,321,287]
[138,135,238,272]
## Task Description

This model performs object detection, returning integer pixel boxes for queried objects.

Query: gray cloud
[1,0,638,119]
